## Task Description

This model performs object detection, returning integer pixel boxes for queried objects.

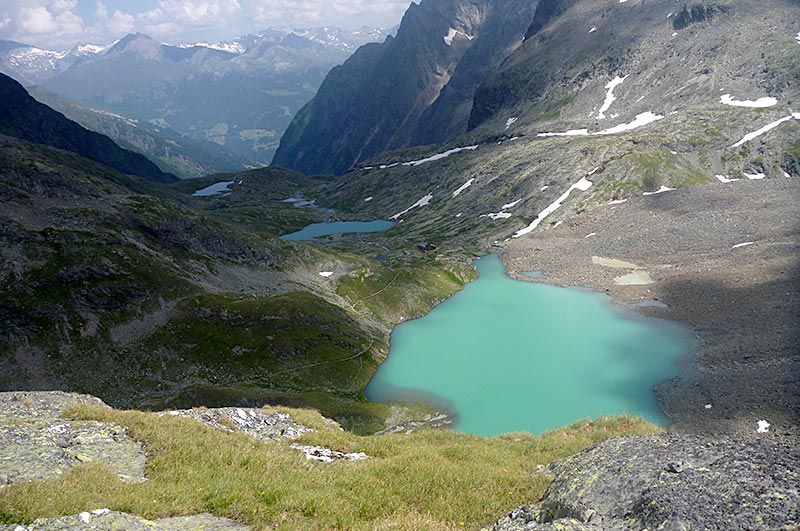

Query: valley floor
[503,179,799,444]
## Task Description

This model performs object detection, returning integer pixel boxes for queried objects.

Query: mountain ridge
[0,72,177,184]
[273,0,539,175]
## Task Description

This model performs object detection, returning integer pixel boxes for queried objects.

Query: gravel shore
[503,179,799,444]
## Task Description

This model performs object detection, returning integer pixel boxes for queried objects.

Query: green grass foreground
[0,405,660,530]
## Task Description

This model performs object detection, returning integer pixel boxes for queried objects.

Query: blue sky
[0,0,411,49]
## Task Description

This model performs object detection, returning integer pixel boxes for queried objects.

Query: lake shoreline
[502,180,799,444]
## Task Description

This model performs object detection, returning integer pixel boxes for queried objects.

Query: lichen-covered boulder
[0,392,107,425]
[487,433,799,530]
[0,392,146,487]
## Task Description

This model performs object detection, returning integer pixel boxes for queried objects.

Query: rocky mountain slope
[273,0,538,175]
[0,73,176,184]
[271,0,800,441]
[309,0,798,245]
[27,87,249,179]
[0,85,473,431]
[1,28,391,167]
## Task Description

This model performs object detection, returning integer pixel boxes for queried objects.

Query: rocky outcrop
[486,433,800,530]
[163,407,312,443]
[672,3,731,30]
[0,392,146,487]
[0,510,248,531]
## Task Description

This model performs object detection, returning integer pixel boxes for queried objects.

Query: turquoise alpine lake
[365,254,693,436]
[281,220,395,240]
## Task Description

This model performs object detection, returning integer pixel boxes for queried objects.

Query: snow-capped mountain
[0,26,392,165]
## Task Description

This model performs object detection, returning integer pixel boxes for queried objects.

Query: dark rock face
[488,434,800,530]
[273,0,538,175]
[673,3,731,30]
[523,0,579,39]
[0,73,177,183]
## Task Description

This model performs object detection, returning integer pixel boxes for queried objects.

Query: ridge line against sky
[0,0,415,50]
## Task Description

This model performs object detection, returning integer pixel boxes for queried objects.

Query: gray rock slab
[486,433,799,530]
[2,510,248,530]
[0,392,107,426]
[0,420,146,487]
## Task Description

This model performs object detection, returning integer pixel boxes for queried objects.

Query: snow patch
[318,271,334,277]
[505,117,518,129]
[540,185,549,191]
[643,186,674,196]
[537,129,590,138]
[732,114,799,148]
[756,420,770,433]
[364,196,373,202]
[595,112,664,135]
[589,26,597,33]
[784,169,792,178]
[743,171,765,180]
[538,113,663,138]
[732,242,754,249]
[608,199,628,205]
[402,146,478,167]
[704,404,712,409]
[796,32,800,45]
[390,194,433,220]
[715,175,738,183]
[79,513,91,524]
[502,199,521,209]
[720,94,778,108]
[585,232,596,238]
[444,28,458,45]
[597,75,628,120]
[513,177,593,238]
[486,212,513,220]
[452,178,475,197]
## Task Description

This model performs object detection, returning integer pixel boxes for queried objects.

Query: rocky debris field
[487,433,800,531]
[0,510,248,531]
[504,179,800,443]
[162,406,313,443]
[0,392,146,487]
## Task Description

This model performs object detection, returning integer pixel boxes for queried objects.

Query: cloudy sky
[0,0,412,49]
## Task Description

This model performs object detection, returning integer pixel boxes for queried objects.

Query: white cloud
[95,2,108,21]
[18,6,57,34]
[1,0,410,49]
[106,9,135,36]
[49,0,78,12]
[250,0,409,27]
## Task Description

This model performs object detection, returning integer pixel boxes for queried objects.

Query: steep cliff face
[0,73,177,183]
[273,0,538,175]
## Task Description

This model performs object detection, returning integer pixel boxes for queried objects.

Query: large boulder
[0,392,146,487]
[488,433,799,530]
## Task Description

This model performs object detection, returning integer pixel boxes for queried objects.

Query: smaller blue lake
[281,220,395,240]
[366,254,694,436]
[192,181,234,197]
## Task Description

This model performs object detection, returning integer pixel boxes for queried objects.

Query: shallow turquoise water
[365,254,692,436]
[281,220,395,240]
